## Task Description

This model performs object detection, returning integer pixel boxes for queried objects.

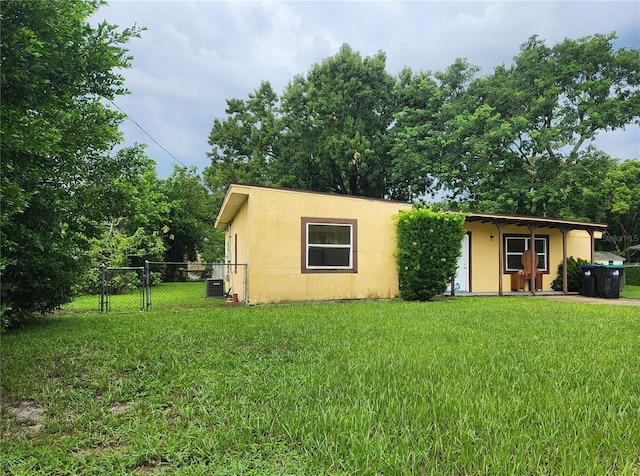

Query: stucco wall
[224,193,250,303]
[227,186,411,304]
[220,185,601,301]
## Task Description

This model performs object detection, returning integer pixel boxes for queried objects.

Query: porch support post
[527,224,538,295]
[588,229,595,264]
[560,228,569,295]
[496,221,505,296]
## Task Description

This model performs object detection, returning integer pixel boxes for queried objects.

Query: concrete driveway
[536,294,640,306]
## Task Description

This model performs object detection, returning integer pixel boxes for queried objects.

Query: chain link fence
[99,266,146,313]
[99,262,247,312]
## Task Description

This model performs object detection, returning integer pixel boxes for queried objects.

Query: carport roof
[460,211,608,233]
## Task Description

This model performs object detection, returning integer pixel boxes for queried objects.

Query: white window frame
[301,218,358,274]
[504,235,549,273]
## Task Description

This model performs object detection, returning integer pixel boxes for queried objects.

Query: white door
[448,233,470,293]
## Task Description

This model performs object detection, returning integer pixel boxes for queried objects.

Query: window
[301,218,357,273]
[504,235,549,273]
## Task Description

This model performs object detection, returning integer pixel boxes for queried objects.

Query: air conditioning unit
[206,278,224,298]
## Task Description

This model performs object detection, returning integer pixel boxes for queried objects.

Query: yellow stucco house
[214,184,607,304]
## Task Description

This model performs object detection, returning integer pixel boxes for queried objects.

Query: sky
[92,1,640,178]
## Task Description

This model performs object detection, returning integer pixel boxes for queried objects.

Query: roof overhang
[214,185,249,230]
[459,211,608,233]
[594,251,625,262]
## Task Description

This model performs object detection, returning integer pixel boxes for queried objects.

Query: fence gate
[98,262,248,312]
[99,265,145,313]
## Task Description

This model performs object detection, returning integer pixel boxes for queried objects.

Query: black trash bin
[206,278,224,298]
[601,265,624,299]
[592,265,607,297]
[580,265,598,297]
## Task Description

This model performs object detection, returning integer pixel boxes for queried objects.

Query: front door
[448,233,470,293]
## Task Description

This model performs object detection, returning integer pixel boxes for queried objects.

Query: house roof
[594,251,625,263]
[214,184,608,234]
[214,183,412,229]
[214,185,250,229]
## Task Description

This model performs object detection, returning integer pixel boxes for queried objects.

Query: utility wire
[107,98,189,168]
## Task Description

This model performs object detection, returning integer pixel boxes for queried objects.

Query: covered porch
[462,213,608,296]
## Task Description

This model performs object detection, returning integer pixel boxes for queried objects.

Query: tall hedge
[396,208,467,301]
[625,266,640,286]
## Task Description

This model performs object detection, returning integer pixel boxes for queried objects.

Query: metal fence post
[244,263,249,305]
[138,268,144,311]
[145,260,151,311]
[105,267,111,312]
[99,263,105,313]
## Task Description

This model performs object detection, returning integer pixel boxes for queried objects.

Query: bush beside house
[551,256,590,292]
[396,208,466,301]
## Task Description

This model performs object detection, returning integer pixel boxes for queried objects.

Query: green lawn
[2,298,639,474]
[623,284,640,299]
[64,281,229,313]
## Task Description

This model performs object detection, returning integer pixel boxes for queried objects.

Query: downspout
[226,222,232,264]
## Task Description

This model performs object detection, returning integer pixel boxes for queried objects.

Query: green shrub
[396,208,466,301]
[551,256,590,292]
[625,265,640,286]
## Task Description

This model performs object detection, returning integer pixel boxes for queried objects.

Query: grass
[2,298,640,474]
[623,284,640,299]
[64,282,640,315]
[64,281,228,313]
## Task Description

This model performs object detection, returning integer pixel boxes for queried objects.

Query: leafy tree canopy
[601,159,640,261]
[1,0,144,325]
[207,34,639,224]
[391,33,639,217]
[205,44,398,198]
[163,166,221,263]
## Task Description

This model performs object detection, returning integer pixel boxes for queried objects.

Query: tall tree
[103,147,169,268]
[205,81,281,195]
[80,149,168,295]
[0,0,143,324]
[389,59,479,201]
[601,160,640,262]
[392,33,640,217]
[279,44,397,197]
[163,166,220,263]
[550,148,616,222]
[205,44,399,199]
